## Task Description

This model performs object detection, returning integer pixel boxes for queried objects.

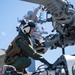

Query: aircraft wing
[21,0,50,5]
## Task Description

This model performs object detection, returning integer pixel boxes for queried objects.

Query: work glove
[40,58,52,69]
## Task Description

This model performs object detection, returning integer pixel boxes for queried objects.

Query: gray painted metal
[21,0,50,5]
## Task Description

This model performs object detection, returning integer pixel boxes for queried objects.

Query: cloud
[1,31,6,36]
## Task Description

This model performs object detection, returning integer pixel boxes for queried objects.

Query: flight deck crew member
[4,20,52,74]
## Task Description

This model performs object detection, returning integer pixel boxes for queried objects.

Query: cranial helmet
[20,20,35,34]
[16,19,26,32]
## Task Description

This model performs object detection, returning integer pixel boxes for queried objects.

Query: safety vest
[6,35,23,57]
[4,35,24,65]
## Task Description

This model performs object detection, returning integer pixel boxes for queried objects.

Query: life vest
[6,35,23,57]
[4,35,24,64]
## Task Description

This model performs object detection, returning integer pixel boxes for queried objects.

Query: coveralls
[5,31,51,73]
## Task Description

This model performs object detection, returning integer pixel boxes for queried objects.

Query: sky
[0,0,75,69]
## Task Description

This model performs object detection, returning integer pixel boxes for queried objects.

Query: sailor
[4,20,52,74]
